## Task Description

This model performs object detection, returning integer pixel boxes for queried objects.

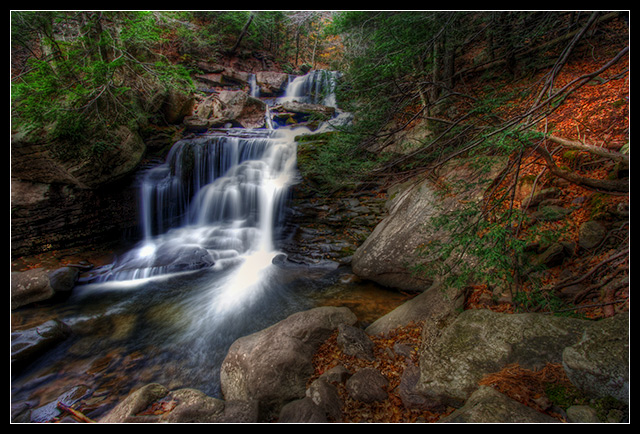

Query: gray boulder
[365,280,464,341]
[415,309,590,409]
[255,71,289,96]
[220,306,357,421]
[100,383,229,423]
[215,90,267,129]
[345,367,388,403]
[278,397,327,423]
[438,386,560,423]
[11,267,79,309]
[352,157,507,292]
[562,313,629,404]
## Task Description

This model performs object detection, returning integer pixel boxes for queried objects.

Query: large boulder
[99,383,227,423]
[438,386,560,423]
[415,309,591,409]
[365,280,464,339]
[216,90,267,129]
[220,306,357,421]
[255,71,289,96]
[192,90,266,129]
[562,312,629,404]
[352,157,507,291]
[11,267,79,309]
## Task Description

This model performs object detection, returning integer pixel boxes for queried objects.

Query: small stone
[578,221,606,250]
[346,368,388,403]
[336,324,375,361]
[566,405,601,423]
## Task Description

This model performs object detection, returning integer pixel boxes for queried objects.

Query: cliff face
[11,177,140,258]
[10,91,191,259]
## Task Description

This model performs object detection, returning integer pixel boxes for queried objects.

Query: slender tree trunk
[230,12,254,54]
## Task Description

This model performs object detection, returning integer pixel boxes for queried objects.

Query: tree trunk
[230,12,254,54]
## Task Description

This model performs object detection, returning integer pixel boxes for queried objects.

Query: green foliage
[119,11,163,47]
[412,201,529,290]
[11,11,193,157]
[296,131,390,196]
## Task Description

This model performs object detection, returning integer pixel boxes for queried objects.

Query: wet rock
[11,266,79,309]
[29,385,93,423]
[47,267,79,300]
[11,319,72,371]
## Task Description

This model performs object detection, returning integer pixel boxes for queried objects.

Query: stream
[11,71,408,421]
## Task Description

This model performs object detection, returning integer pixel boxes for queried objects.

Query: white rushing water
[90,127,305,285]
[278,69,340,107]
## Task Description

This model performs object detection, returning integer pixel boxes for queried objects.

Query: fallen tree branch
[535,145,628,194]
[545,134,628,165]
[553,247,629,292]
[56,402,96,423]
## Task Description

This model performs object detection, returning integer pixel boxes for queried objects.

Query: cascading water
[88,129,295,283]
[279,69,340,107]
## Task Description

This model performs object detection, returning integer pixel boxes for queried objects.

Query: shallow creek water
[11,259,410,420]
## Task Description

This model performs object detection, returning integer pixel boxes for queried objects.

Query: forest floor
[308,18,629,423]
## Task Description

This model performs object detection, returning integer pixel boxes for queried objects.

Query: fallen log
[56,402,95,423]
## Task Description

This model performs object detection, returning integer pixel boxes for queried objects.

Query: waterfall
[87,128,301,284]
[279,70,340,107]
[82,69,343,286]
[248,73,260,98]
